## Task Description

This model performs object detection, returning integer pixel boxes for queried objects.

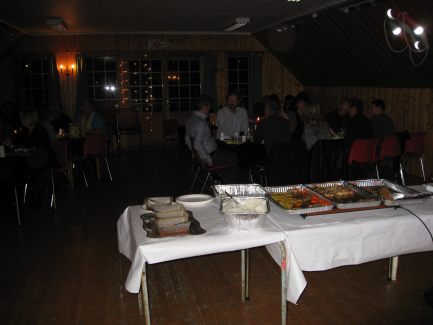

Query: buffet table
[117,200,287,325]
[266,185,433,304]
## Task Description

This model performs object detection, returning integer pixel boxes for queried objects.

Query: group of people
[185,90,397,184]
[1,99,108,209]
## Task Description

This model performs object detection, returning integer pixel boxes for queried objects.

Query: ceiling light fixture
[224,18,250,32]
[46,17,68,33]
[287,0,301,2]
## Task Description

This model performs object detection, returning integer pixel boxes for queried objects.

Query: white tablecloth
[266,185,433,304]
[117,199,286,294]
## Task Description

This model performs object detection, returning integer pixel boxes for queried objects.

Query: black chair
[0,159,21,226]
[264,141,308,187]
[308,139,348,183]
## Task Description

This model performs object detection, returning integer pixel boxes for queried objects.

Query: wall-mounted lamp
[59,64,75,76]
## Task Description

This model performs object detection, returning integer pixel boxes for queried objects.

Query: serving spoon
[390,192,431,200]
[225,191,240,204]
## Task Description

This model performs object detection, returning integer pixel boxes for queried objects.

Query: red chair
[161,119,178,162]
[347,139,378,180]
[403,132,426,182]
[117,107,142,152]
[376,135,405,185]
[81,133,113,187]
[189,137,236,194]
[51,140,71,188]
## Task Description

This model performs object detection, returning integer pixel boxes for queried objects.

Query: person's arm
[193,121,213,165]
[240,109,249,133]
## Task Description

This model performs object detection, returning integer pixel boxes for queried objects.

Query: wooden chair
[376,135,405,185]
[347,139,379,180]
[117,107,142,153]
[189,137,236,194]
[403,132,426,182]
[161,119,178,162]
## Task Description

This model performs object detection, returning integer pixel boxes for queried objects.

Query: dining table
[117,185,433,324]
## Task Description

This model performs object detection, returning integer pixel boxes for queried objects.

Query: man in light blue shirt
[185,95,237,182]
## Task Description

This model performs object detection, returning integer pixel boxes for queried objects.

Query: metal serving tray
[350,179,429,206]
[306,181,382,209]
[265,185,335,215]
[212,184,266,203]
[219,197,270,231]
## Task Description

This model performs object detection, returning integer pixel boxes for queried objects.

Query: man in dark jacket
[344,99,373,150]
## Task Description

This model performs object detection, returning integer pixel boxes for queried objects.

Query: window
[129,59,163,112]
[86,57,118,100]
[167,59,200,112]
[228,56,250,110]
[21,58,49,107]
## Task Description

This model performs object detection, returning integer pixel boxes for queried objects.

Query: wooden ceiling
[254,0,433,88]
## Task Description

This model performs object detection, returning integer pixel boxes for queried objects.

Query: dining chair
[347,138,379,180]
[376,135,405,185]
[403,132,426,182]
[51,140,71,188]
[0,159,21,226]
[161,119,178,162]
[117,107,142,153]
[189,137,236,194]
[80,133,113,187]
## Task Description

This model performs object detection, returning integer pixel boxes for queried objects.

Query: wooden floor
[1,148,433,325]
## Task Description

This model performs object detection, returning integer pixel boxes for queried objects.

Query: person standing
[216,91,249,139]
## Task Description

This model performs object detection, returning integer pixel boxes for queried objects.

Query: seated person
[288,94,309,141]
[326,99,349,137]
[253,100,292,155]
[1,101,21,129]
[76,99,107,135]
[37,108,57,141]
[7,108,54,209]
[216,91,249,139]
[49,103,72,134]
[185,95,238,183]
[301,101,331,150]
[345,99,373,150]
[370,99,397,157]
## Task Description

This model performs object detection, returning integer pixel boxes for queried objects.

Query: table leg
[96,157,101,178]
[68,156,74,189]
[387,256,399,281]
[277,241,287,325]
[241,249,246,301]
[140,263,151,324]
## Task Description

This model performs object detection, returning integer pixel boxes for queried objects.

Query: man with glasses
[326,99,349,137]
[344,99,373,150]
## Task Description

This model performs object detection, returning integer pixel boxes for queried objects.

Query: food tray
[219,197,270,231]
[306,181,382,209]
[140,210,206,238]
[265,185,335,215]
[212,184,266,203]
[144,197,173,210]
[350,179,429,206]
[153,203,185,212]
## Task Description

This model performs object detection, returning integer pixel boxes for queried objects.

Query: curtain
[202,53,218,107]
[47,54,62,106]
[75,54,86,117]
[248,53,262,115]
[13,56,27,109]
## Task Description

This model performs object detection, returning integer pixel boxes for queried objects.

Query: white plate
[175,194,214,206]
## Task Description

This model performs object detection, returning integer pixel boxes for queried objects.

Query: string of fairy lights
[119,55,154,133]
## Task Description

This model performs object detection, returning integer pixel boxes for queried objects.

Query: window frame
[21,57,49,107]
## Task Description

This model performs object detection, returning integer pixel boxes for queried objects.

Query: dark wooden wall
[0,34,302,146]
